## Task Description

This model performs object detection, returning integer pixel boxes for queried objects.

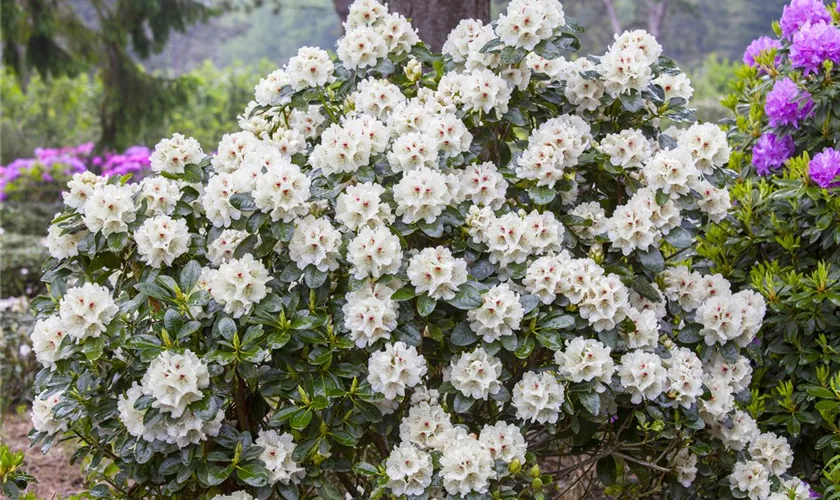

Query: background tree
[0,0,215,150]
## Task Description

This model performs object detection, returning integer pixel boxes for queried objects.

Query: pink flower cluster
[0,143,151,201]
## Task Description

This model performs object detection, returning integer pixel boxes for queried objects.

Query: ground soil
[1,412,85,499]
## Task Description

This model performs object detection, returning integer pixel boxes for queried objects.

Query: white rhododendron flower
[459,162,508,209]
[749,432,794,477]
[385,443,433,496]
[601,128,652,169]
[439,434,495,496]
[496,0,565,50]
[59,283,118,342]
[150,133,204,175]
[46,223,87,259]
[30,315,67,370]
[393,166,455,224]
[655,72,694,101]
[677,123,730,174]
[354,78,406,120]
[206,229,248,266]
[671,448,698,488]
[141,350,209,418]
[31,391,67,435]
[516,115,592,187]
[479,421,527,464]
[336,182,394,231]
[342,282,398,347]
[449,348,503,400]
[729,460,771,500]
[63,171,106,213]
[347,225,403,279]
[367,341,427,400]
[289,215,341,272]
[212,131,259,174]
[210,493,255,500]
[512,371,565,424]
[286,46,334,90]
[202,172,245,228]
[252,159,311,222]
[256,430,304,485]
[209,254,270,318]
[468,283,523,342]
[407,246,468,300]
[134,215,191,268]
[83,184,137,236]
[555,338,615,392]
[399,401,453,450]
[618,350,667,404]
[138,176,182,216]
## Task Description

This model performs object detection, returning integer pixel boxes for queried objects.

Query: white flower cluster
[468,283,523,342]
[367,341,427,400]
[138,176,182,216]
[469,208,565,267]
[338,0,418,70]
[134,215,190,268]
[599,30,663,96]
[83,183,138,236]
[150,133,204,174]
[289,215,341,272]
[256,430,304,485]
[407,246,468,300]
[310,116,389,175]
[31,391,67,435]
[516,115,592,187]
[496,0,565,50]
[449,348,503,400]
[58,283,119,343]
[207,254,271,318]
[342,282,398,347]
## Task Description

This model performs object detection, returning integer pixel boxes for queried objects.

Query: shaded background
[1,0,787,164]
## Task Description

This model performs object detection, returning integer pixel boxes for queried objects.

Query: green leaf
[631,277,661,302]
[353,462,379,475]
[197,461,232,487]
[292,437,319,462]
[636,248,665,273]
[182,163,204,184]
[417,294,437,317]
[620,90,644,112]
[534,39,561,59]
[453,392,475,413]
[304,265,328,288]
[83,336,105,361]
[579,391,600,416]
[529,185,556,205]
[451,322,479,346]
[218,317,237,342]
[290,409,313,430]
[237,463,268,487]
[391,287,416,301]
[500,45,526,65]
[503,106,528,127]
[180,260,202,292]
[514,337,535,359]
[331,429,358,447]
[107,232,128,253]
[663,226,694,249]
[164,309,184,335]
[596,456,618,486]
[447,283,483,310]
[229,193,256,211]
[541,313,574,330]
[135,282,174,301]
[268,406,300,427]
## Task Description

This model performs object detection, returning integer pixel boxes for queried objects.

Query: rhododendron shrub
[30,1,802,498]
[702,0,840,482]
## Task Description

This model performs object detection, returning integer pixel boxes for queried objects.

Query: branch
[645,0,668,38]
[613,451,671,473]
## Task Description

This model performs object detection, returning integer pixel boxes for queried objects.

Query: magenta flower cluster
[0,143,151,201]
[780,0,832,39]
[752,133,795,175]
[808,147,840,188]
[743,36,782,69]
[790,21,840,74]
[765,78,814,128]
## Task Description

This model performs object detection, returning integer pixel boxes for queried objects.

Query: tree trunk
[645,0,669,38]
[334,0,490,52]
[602,0,623,35]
